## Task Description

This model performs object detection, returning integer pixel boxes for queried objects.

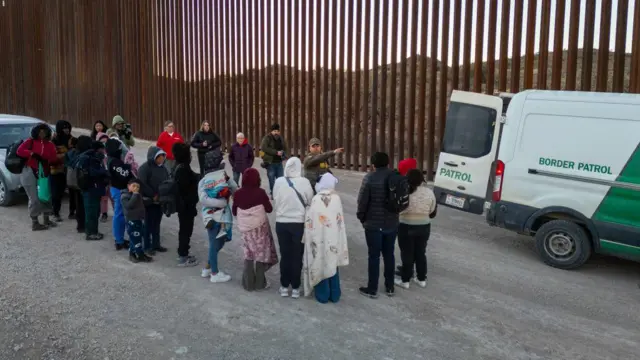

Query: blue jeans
[314,271,341,304]
[143,204,163,250]
[233,171,241,186]
[266,162,284,194]
[207,222,227,273]
[126,220,145,254]
[365,228,397,292]
[110,187,126,244]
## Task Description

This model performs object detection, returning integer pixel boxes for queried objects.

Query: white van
[434,90,640,269]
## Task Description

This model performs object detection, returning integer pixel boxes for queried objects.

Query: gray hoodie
[137,146,169,201]
[121,190,146,221]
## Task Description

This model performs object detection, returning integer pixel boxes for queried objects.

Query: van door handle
[444,161,458,167]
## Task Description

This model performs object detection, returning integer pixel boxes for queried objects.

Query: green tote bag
[37,163,51,203]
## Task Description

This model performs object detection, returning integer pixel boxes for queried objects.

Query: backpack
[158,164,182,217]
[74,155,91,191]
[385,170,410,213]
[5,139,28,174]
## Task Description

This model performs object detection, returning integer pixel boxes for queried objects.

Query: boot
[31,217,47,231]
[43,214,57,228]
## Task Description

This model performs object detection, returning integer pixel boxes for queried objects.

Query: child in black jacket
[106,139,134,250]
[172,143,200,267]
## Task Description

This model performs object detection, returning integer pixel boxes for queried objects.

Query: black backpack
[5,139,27,174]
[74,155,91,191]
[158,164,182,217]
[386,170,410,213]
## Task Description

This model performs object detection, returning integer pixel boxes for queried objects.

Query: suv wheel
[535,220,592,270]
[0,176,16,207]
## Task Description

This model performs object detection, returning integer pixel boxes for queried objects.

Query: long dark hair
[406,168,426,194]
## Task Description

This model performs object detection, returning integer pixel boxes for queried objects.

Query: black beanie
[270,123,280,131]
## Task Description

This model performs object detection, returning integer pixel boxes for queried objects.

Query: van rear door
[434,90,503,214]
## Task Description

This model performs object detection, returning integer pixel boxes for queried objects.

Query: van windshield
[442,102,497,158]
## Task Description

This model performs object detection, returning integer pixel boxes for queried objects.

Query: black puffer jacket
[190,130,221,153]
[356,167,399,230]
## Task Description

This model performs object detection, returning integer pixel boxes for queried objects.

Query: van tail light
[493,160,505,202]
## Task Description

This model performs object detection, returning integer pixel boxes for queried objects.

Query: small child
[121,179,153,263]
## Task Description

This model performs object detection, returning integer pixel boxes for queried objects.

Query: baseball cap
[309,138,322,146]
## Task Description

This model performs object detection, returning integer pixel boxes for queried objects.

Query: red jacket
[156,131,184,160]
[17,138,58,176]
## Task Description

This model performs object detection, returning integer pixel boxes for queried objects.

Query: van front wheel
[535,220,592,270]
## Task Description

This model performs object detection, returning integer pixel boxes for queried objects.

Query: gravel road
[1,132,639,360]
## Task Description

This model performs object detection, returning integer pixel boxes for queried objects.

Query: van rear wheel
[535,220,592,270]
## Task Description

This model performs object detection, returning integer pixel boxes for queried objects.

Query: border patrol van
[434,90,640,269]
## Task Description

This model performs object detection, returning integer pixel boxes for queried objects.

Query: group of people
[15,117,437,302]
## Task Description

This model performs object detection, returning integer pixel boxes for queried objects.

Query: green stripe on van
[592,143,640,228]
[599,239,640,257]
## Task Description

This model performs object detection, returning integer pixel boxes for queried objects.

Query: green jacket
[260,134,286,165]
[303,151,336,189]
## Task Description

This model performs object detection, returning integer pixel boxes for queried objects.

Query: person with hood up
[172,142,200,267]
[137,146,170,255]
[90,120,108,141]
[260,123,287,197]
[272,157,314,298]
[190,120,222,175]
[398,158,417,176]
[228,132,254,185]
[156,121,184,172]
[232,168,277,291]
[66,135,91,233]
[50,120,73,222]
[198,151,238,283]
[303,138,343,192]
[106,138,134,251]
[112,115,135,147]
[302,172,349,303]
[96,132,112,222]
[16,123,58,231]
[76,140,110,240]
[106,128,139,177]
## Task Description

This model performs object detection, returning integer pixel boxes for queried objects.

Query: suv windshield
[0,123,36,149]
[442,102,497,158]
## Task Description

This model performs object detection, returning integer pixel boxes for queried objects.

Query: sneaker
[291,289,301,299]
[210,272,231,283]
[100,213,108,222]
[412,278,427,288]
[154,246,168,253]
[68,212,76,220]
[359,287,379,299]
[394,278,410,289]
[97,232,105,239]
[138,253,153,262]
[201,268,212,278]
[129,253,140,263]
[177,256,199,267]
[115,243,127,251]
[279,287,289,297]
[86,234,102,241]
[53,214,63,222]
[32,222,47,231]
[46,221,58,228]
[386,287,395,297]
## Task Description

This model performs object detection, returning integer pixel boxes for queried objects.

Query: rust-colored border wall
[2,0,639,175]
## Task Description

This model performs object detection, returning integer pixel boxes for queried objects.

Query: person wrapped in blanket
[198,150,239,283]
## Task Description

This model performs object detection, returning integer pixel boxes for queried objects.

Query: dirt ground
[1,132,639,360]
